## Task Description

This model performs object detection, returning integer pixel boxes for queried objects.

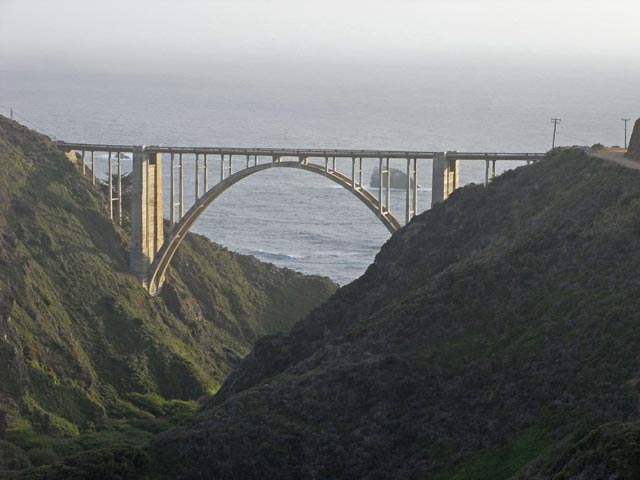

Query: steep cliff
[0,116,335,474]
[626,117,640,160]
[154,148,640,479]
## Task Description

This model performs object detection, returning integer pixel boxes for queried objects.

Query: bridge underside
[146,160,403,295]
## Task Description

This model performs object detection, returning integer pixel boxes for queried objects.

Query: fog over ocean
[2,63,638,284]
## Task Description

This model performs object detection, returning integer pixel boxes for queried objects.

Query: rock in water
[370,166,418,189]
[626,118,640,160]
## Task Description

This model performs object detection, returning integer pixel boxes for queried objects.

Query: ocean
[2,61,638,285]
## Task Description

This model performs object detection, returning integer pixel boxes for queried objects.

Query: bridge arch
[147,160,400,294]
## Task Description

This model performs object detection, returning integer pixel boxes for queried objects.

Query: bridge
[56,142,545,294]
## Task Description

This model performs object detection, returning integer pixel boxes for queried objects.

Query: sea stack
[626,118,640,161]
[370,166,418,189]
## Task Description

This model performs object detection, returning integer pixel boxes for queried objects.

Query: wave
[92,152,132,160]
[315,250,358,258]
[252,249,306,260]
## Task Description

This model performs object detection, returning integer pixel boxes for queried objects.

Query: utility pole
[622,118,630,149]
[551,118,561,149]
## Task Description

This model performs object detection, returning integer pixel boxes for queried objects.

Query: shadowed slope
[154,148,640,480]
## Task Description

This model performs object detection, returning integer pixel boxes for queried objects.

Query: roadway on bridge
[54,141,545,162]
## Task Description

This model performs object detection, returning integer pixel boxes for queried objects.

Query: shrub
[27,447,58,467]
[0,440,31,470]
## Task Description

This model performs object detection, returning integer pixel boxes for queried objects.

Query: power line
[0,104,58,140]
[551,118,561,149]
[556,132,593,144]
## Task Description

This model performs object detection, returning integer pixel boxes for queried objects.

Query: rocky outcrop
[626,118,640,160]
[370,166,418,189]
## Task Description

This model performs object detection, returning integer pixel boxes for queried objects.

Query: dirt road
[590,148,640,170]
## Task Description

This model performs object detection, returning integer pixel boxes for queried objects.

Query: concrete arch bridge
[57,142,544,294]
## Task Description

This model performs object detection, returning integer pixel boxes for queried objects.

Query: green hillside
[153,148,640,479]
[0,116,335,476]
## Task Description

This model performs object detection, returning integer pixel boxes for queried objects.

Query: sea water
[2,62,638,285]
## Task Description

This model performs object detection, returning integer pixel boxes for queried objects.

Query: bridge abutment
[431,152,459,207]
[131,147,164,293]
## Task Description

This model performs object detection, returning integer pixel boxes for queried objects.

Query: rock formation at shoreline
[370,166,418,189]
[626,117,640,160]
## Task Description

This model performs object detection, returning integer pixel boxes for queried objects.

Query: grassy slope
[153,148,640,479]
[0,117,335,475]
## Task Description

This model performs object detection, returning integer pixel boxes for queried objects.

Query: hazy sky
[1,0,639,72]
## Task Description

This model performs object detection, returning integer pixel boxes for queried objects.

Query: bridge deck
[55,142,545,161]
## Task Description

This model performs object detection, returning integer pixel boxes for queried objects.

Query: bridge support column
[431,152,459,207]
[91,151,95,185]
[131,147,164,293]
[108,152,113,220]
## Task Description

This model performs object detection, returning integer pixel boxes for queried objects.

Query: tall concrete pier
[431,152,459,205]
[130,147,164,291]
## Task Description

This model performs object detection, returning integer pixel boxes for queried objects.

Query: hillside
[0,117,335,474]
[153,148,640,479]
